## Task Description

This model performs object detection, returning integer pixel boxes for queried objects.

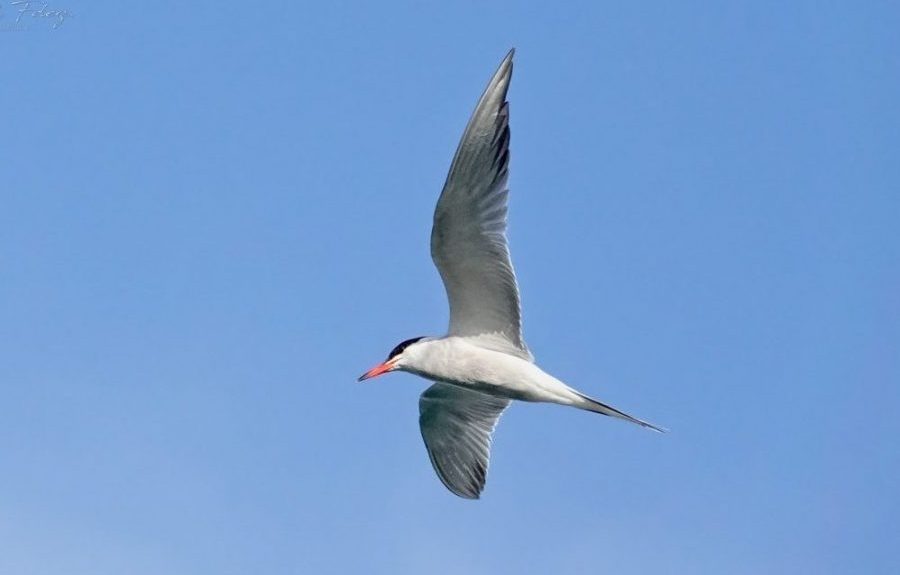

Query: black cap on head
[387,337,426,360]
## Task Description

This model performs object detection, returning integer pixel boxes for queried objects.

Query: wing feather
[418,383,510,499]
[431,49,531,360]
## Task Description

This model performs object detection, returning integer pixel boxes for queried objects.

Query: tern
[359,49,663,499]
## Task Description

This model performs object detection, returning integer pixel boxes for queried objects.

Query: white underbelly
[413,338,578,405]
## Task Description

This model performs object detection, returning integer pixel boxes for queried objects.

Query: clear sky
[2,1,898,573]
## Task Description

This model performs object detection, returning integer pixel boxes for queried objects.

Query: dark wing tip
[477,49,514,109]
[429,457,484,499]
[456,485,482,500]
[495,49,515,90]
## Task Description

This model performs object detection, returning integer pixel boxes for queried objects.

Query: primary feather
[431,49,531,361]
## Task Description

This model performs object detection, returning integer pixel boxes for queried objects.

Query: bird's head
[357,336,428,381]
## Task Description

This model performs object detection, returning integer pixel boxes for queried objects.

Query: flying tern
[359,49,663,499]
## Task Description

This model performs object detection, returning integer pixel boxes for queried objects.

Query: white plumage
[359,49,662,499]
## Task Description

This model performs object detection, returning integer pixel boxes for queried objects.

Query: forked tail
[574,392,666,433]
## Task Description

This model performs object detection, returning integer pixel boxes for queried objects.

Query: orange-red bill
[357,360,395,382]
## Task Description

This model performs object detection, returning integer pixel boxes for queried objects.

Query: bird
[358,49,663,499]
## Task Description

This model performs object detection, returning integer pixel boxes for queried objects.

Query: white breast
[404,337,580,405]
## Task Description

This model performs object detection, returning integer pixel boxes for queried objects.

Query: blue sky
[2,1,898,573]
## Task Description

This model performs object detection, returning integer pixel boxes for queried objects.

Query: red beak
[357,360,396,382]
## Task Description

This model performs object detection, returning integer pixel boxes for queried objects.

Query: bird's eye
[388,336,426,360]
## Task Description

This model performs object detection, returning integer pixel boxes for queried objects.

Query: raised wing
[419,382,510,499]
[431,49,531,360]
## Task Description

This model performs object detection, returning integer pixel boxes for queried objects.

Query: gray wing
[431,49,531,361]
[419,383,511,499]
